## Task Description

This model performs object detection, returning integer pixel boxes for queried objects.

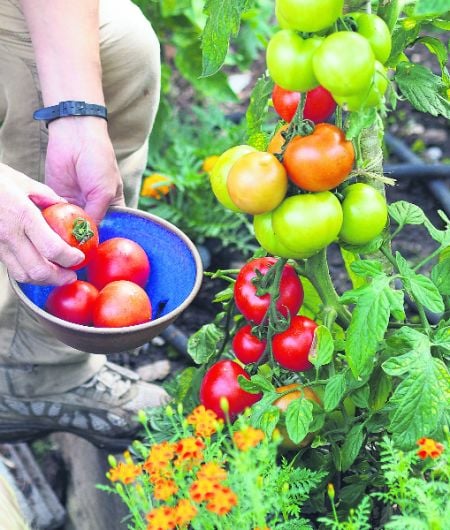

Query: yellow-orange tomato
[140,174,173,199]
[267,124,289,156]
[227,151,288,215]
[274,384,322,450]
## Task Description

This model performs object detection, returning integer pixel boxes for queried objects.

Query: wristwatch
[33,100,108,126]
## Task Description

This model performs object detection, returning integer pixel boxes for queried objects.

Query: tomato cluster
[43,203,152,328]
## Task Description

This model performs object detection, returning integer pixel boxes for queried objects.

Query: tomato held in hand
[42,203,99,270]
[45,280,99,325]
[234,257,304,325]
[87,237,150,290]
[283,123,354,192]
[93,280,152,327]
[272,315,318,371]
[199,360,262,421]
[272,84,336,124]
[272,192,343,258]
[339,183,388,245]
[276,0,344,33]
[232,324,266,365]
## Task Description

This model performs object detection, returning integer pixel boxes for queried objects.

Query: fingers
[83,184,125,225]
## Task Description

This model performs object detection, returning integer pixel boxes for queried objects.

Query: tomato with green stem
[272,315,318,371]
[232,324,266,365]
[276,0,344,33]
[272,84,336,124]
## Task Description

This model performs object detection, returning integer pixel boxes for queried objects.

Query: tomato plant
[272,315,318,371]
[276,0,344,33]
[313,31,375,97]
[272,84,336,124]
[339,183,388,245]
[87,237,150,290]
[92,280,152,328]
[199,360,262,420]
[45,280,99,326]
[266,30,322,92]
[232,324,266,364]
[209,145,256,212]
[349,12,392,64]
[272,192,343,258]
[42,203,99,270]
[283,123,354,192]
[226,151,288,214]
[234,257,304,325]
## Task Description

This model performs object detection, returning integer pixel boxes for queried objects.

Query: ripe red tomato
[45,280,99,325]
[272,315,318,371]
[232,324,266,364]
[199,360,262,420]
[283,123,354,192]
[87,237,150,290]
[272,84,336,124]
[42,203,99,270]
[93,280,152,328]
[234,257,304,325]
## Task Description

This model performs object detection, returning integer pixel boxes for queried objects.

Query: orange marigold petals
[153,478,178,501]
[202,155,220,173]
[186,405,223,438]
[174,498,198,527]
[108,461,142,485]
[146,506,176,530]
[189,477,217,503]
[233,426,265,451]
[205,485,238,515]
[416,437,445,459]
[197,462,227,483]
[175,437,205,464]
[141,173,173,199]
[143,441,176,475]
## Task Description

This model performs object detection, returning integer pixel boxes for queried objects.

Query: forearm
[20,0,104,105]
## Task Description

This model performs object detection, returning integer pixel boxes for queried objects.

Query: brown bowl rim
[9,206,204,335]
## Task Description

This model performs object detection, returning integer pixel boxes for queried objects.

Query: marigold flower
[143,441,176,476]
[153,478,178,501]
[205,485,238,515]
[417,437,445,459]
[141,173,173,199]
[186,405,223,438]
[174,498,198,528]
[233,426,265,451]
[253,527,270,530]
[146,506,176,530]
[108,461,142,485]
[197,462,227,483]
[202,155,219,173]
[189,477,217,503]
[175,437,205,465]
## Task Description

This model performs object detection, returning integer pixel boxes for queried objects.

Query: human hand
[0,164,85,285]
[45,117,125,225]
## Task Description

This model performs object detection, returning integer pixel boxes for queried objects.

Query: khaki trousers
[0,0,160,396]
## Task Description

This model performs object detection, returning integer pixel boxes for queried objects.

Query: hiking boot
[0,362,171,450]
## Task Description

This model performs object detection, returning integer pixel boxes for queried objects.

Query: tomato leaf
[431,258,450,295]
[386,23,421,67]
[350,385,370,409]
[394,62,450,119]
[246,74,273,150]
[369,368,393,412]
[310,326,334,369]
[345,107,377,141]
[238,373,275,394]
[414,0,450,16]
[340,423,365,472]
[431,322,450,354]
[388,201,425,229]
[285,398,314,445]
[414,36,449,80]
[187,323,224,364]
[324,373,347,412]
[350,259,384,279]
[259,406,281,439]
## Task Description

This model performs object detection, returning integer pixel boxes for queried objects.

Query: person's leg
[0,0,168,448]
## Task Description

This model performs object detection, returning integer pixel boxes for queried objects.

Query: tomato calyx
[72,217,95,245]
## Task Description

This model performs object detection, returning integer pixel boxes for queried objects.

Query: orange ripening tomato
[267,124,290,156]
[283,123,354,192]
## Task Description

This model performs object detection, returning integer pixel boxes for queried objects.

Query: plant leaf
[285,398,314,444]
[324,373,347,412]
[187,323,224,364]
[310,326,334,368]
[340,423,365,471]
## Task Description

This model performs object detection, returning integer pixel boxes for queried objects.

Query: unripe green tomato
[334,61,388,111]
[339,183,388,245]
[209,145,256,212]
[272,192,343,258]
[266,30,322,92]
[313,32,375,97]
[275,0,295,29]
[277,0,344,33]
[350,13,392,64]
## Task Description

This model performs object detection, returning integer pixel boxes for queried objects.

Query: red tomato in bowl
[93,280,152,327]
[272,84,336,123]
[45,280,99,325]
[87,237,150,290]
[42,203,99,270]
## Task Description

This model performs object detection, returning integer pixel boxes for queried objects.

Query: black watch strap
[33,101,108,125]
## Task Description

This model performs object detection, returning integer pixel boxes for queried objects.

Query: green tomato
[313,31,375,96]
[266,30,323,92]
[275,0,295,29]
[350,13,392,64]
[209,145,256,212]
[277,0,344,33]
[339,183,388,245]
[254,211,306,260]
[334,61,388,111]
[272,192,343,258]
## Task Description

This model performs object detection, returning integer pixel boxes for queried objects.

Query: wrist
[34,101,107,127]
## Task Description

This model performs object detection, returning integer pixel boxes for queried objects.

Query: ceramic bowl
[10,207,203,354]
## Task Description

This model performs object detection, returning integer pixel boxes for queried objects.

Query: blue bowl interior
[19,210,199,321]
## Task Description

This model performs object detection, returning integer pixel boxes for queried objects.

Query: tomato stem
[72,217,94,244]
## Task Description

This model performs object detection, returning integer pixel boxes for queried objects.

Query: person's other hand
[45,117,125,225]
[0,164,84,285]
